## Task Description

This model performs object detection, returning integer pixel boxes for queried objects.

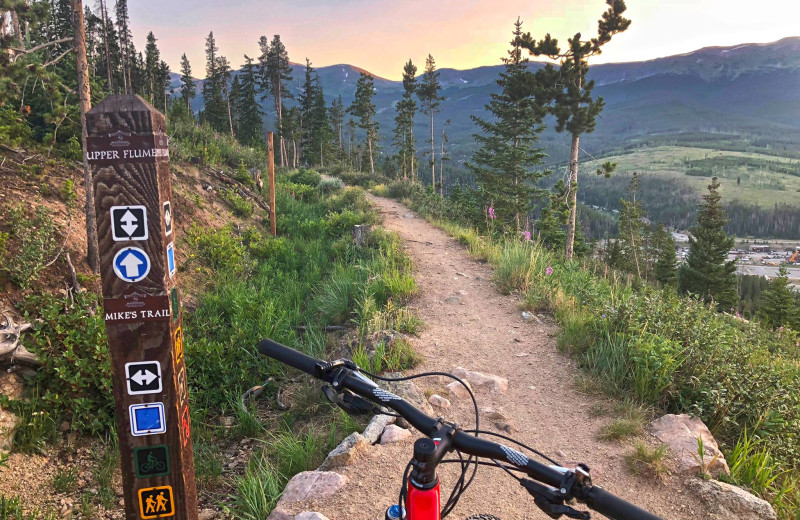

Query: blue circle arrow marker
[113,247,151,283]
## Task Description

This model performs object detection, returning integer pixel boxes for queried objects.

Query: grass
[51,466,79,493]
[625,442,669,479]
[0,495,57,520]
[231,453,284,520]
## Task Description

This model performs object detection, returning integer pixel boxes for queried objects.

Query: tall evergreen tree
[348,73,379,174]
[259,35,293,166]
[201,32,227,132]
[330,95,345,154]
[519,0,631,259]
[418,54,443,188]
[757,266,800,330]
[235,55,264,146]
[114,0,132,94]
[308,82,333,166]
[537,180,588,256]
[144,31,159,103]
[298,58,316,162]
[469,20,548,232]
[679,177,738,310]
[616,172,648,278]
[228,75,241,136]
[652,222,678,288]
[393,59,418,181]
[179,53,196,111]
[97,0,114,91]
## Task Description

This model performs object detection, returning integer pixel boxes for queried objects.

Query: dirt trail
[286,195,710,520]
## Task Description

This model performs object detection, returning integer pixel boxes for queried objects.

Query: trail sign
[113,247,151,283]
[87,95,197,520]
[111,205,148,241]
[125,361,162,395]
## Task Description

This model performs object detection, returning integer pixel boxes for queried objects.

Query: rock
[650,414,730,477]
[456,272,470,278]
[274,471,348,510]
[428,394,451,409]
[319,432,369,470]
[451,367,508,395]
[0,408,19,450]
[0,372,24,400]
[515,352,529,357]
[362,414,396,444]
[383,373,435,415]
[267,509,293,520]
[58,421,71,432]
[445,296,461,305]
[295,513,331,520]
[482,407,508,422]
[495,421,514,434]
[380,424,412,445]
[689,478,777,520]
[457,290,468,296]
[446,380,473,399]
[197,509,218,520]
[556,450,568,459]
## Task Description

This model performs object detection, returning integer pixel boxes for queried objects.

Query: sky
[127,0,800,80]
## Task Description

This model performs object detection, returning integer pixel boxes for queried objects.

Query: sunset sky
[127,0,800,80]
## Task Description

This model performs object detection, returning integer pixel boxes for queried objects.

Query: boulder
[452,367,508,395]
[318,432,369,470]
[197,509,218,520]
[0,408,19,450]
[649,414,730,477]
[445,296,461,305]
[295,513,331,520]
[0,372,24,400]
[689,478,777,520]
[362,414,396,444]
[446,380,472,399]
[274,471,348,510]
[380,425,412,445]
[428,394,451,409]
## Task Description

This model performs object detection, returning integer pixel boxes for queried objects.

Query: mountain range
[170,37,800,166]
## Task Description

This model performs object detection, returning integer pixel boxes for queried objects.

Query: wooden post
[268,131,276,236]
[86,95,198,520]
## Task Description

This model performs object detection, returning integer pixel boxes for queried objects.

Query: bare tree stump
[353,225,372,247]
[0,314,41,367]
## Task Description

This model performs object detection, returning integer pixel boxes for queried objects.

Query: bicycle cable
[360,369,481,518]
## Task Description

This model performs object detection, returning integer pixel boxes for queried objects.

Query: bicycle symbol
[139,452,166,474]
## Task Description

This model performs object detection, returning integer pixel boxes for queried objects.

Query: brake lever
[321,386,376,416]
[521,479,590,520]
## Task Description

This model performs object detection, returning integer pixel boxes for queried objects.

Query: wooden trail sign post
[86,95,198,520]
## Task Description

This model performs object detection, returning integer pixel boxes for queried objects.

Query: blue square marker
[166,242,176,278]
[130,402,166,436]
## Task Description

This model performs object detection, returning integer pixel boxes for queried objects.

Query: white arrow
[131,369,157,387]
[119,251,143,278]
[120,210,139,237]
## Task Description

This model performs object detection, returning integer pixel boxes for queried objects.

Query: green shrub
[18,292,113,435]
[318,177,343,194]
[234,161,256,186]
[219,188,254,217]
[186,224,249,273]
[290,168,322,187]
[1,205,59,289]
[311,265,367,324]
[0,108,34,147]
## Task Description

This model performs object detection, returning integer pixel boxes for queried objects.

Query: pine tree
[201,32,228,132]
[114,0,132,94]
[179,53,196,111]
[616,172,648,277]
[393,59,418,181]
[537,180,589,255]
[469,20,548,232]
[757,266,800,330]
[348,72,379,174]
[652,222,678,288]
[228,75,241,136]
[519,0,631,259]
[298,59,317,163]
[329,95,345,155]
[679,177,738,310]
[144,31,159,103]
[259,35,293,166]
[418,54,443,188]
[308,83,333,166]
[236,55,264,146]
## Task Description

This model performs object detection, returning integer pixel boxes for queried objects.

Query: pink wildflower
[545,266,554,276]
[522,230,531,241]
[488,206,496,220]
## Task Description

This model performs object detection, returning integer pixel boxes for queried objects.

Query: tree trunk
[565,133,580,260]
[430,110,435,188]
[410,125,416,182]
[99,0,113,91]
[72,0,100,273]
[367,134,375,174]
[439,136,445,196]
[225,87,234,137]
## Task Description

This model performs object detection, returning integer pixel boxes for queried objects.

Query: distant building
[749,245,771,253]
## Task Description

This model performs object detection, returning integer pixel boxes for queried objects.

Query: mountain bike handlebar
[258,338,664,520]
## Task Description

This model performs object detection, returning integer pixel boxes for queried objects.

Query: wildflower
[488,206,496,220]
[522,230,531,241]
[601,314,606,318]
[545,266,554,276]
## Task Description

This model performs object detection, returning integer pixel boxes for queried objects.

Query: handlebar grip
[585,486,664,520]
[257,338,320,376]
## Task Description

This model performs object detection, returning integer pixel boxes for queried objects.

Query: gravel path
[282,195,711,520]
